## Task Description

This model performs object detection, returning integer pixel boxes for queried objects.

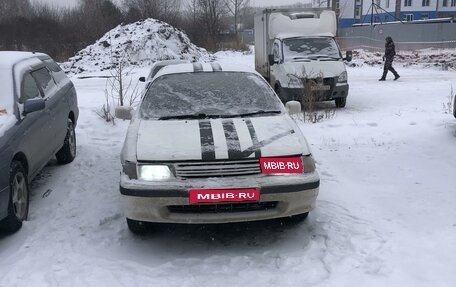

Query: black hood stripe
[222,119,243,159]
[199,118,294,160]
[210,62,222,71]
[193,62,203,72]
[244,119,261,158]
[198,120,216,161]
[240,129,295,157]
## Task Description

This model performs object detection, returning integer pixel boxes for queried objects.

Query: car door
[30,67,63,155]
[17,72,53,176]
[43,59,72,145]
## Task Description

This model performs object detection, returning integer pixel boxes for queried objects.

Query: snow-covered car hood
[0,114,16,138]
[135,115,309,161]
[282,60,346,79]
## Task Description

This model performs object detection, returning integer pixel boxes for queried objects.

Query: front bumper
[120,172,320,224]
[280,82,349,102]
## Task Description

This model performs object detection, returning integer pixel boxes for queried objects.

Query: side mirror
[139,77,146,82]
[115,106,133,120]
[23,98,45,115]
[268,54,276,66]
[285,101,301,115]
[345,50,353,62]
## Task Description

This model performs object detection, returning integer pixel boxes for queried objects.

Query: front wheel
[56,118,76,164]
[335,97,347,108]
[0,161,29,233]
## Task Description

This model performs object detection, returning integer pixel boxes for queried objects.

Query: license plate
[260,157,304,174]
[189,189,260,204]
[311,85,330,91]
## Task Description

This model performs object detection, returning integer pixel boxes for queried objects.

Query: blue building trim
[339,18,357,28]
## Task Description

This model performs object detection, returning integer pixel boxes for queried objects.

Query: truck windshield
[283,37,341,61]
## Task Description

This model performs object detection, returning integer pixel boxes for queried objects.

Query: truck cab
[255,8,352,108]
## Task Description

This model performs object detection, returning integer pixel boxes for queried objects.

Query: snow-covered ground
[1,51,455,287]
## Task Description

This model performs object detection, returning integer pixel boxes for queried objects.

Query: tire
[0,161,29,233]
[335,97,347,108]
[126,218,149,235]
[56,118,76,165]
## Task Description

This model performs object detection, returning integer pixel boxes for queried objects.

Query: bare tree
[0,0,32,20]
[224,0,250,47]
[197,0,227,51]
[78,0,123,43]
[122,0,182,26]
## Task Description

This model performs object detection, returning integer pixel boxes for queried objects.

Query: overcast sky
[33,0,312,8]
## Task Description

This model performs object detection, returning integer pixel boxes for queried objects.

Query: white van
[255,8,352,107]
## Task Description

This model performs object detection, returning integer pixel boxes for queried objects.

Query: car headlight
[138,165,172,181]
[338,71,347,83]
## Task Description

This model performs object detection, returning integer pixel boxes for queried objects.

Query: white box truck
[254,8,352,107]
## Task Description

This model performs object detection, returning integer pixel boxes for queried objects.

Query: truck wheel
[0,161,29,233]
[56,118,76,164]
[335,97,346,108]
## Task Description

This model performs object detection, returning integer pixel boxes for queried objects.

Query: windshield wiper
[158,113,217,120]
[231,110,282,118]
[307,55,340,60]
[293,56,310,60]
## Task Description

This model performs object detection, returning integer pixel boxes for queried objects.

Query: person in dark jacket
[379,36,400,81]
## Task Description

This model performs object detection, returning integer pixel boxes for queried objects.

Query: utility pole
[436,0,440,17]
[395,0,402,21]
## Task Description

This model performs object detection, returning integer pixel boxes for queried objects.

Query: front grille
[174,159,261,178]
[168,201,278,214]
[306,77,336,97]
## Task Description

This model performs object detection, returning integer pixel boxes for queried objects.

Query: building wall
[338,22,456,50]
[323,0,456,28]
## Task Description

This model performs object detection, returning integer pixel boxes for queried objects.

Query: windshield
[140,72,283,120]
[283,37,341,61]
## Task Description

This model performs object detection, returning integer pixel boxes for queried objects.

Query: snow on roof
[275,32,335,39]
[269,10,337,39]
[62,18,213,74]
[153,62,258,80]
[0,51,45,69]
[0,54,44,120]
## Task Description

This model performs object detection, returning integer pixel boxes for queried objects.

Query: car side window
[273,41,281,63]
[44,59,67,84]
[31,67,56,97]
[20,73,42,104]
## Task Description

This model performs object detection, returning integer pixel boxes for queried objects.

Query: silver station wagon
[119,62,320,233]
[0,52,79,233]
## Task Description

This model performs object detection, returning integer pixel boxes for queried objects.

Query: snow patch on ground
[350,48,456,70]
[62,19,213,74]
